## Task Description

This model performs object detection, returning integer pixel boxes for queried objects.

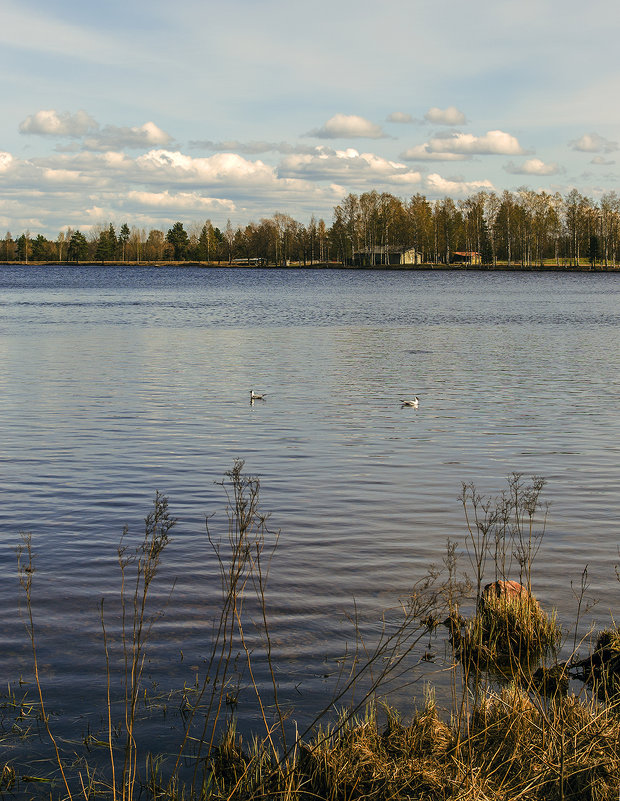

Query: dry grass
[0,764,17,791]
[570,626,620,700]
[455,589,561,678]
[464,688,620,801]
[7,469,620,801]
[200,690,620,801]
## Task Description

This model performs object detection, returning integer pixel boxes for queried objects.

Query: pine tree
[166,222,189,260]
[96,228,115,262]
[67,231,89,262]
[118,223,130,261]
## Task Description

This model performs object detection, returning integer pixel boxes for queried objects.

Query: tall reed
[10,468,620,800]
[107,490,176,801]
[17,533,74,801]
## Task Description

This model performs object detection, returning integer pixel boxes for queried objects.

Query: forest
[3,187,620,268]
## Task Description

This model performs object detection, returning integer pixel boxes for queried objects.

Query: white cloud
[135,150,277,185]
[400,144,468,162]
[591,155,616,166]
[83,206,107,221]
[83,122,173,151]
[0,151,14,171]
[401,130,525,160]
[42,168,90,183]
[425,173,494,195]
[126,190,235,212]
[428,130,525,155]
[424,106,467,125]
[503,158,562,176]
[570,132,618,153]
[278,148,418,184]
[306,114,387,139]
[0,145,346,234]
[19,110,173,151]
[387,112,415,124]
[19,109,98,137]
[31,150,133,178]
[390,171,423,185]
[30,148,324,200]
[189,140,317,155]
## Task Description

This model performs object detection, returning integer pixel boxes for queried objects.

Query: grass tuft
[0,764,16,791]
[203,690,620,800]
[456,587,561,676]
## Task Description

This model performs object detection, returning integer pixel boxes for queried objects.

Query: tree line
[4,187,620,267]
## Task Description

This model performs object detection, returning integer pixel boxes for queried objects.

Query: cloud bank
[402,129,526,161]
[189,140,319,155]
[4,98,613,237]
[19,110,173,151]
[20,109,98,137]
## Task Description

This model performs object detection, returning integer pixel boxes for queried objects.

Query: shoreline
[2,260,620,273]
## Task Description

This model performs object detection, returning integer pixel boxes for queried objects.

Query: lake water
[1,265,619,784]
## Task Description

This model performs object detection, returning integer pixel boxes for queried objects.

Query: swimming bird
[250,390,266,401]
[401,396,419,408]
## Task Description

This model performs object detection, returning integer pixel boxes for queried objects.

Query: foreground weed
[171,460,288,797]
[454,475,561,677]
[0,763,17,791]
[105,491,176,801]
[12,468,620,801]
[456,589,561,678]
[570,626,620,700]
[17,533,74,800]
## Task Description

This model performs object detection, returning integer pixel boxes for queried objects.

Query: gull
[250,390,266,401]
[401,396,419,408]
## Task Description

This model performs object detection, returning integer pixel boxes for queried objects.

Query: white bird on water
[250,390,266,401]
[401,396,419,408]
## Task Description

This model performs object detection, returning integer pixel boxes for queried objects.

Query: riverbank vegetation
[4,187,620,269]
[4,466,620,800]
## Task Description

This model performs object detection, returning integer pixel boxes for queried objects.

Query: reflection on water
[1,266,619,772]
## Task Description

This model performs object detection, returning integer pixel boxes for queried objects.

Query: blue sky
[2,0,620,236]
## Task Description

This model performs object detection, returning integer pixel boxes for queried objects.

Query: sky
[2,0,620,237]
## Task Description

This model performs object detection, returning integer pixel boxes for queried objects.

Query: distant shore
[2,260,620,272]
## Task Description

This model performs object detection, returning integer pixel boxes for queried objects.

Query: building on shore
[352,246,423,266]
[451,251,481,265]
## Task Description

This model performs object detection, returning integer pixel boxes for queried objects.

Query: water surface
[1,266,619,777]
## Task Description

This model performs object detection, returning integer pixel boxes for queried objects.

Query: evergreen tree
[166,222,189,260]
[31,234,49,260]
[16,232,30,262]
[96,225,116,262]
[108,224,117,257]
[118,223,130,261]
[67,230,89,262]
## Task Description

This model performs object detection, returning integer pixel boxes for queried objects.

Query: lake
[1,265,619,783]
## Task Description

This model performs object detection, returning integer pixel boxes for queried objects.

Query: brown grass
[571,626,620,700]
[200,690,620,801]
[454,589,561,679]
[7,469,620,801]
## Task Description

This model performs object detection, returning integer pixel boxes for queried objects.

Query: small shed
[352,246,422,266]
[400,247,422,265]
[451,251,481,265]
